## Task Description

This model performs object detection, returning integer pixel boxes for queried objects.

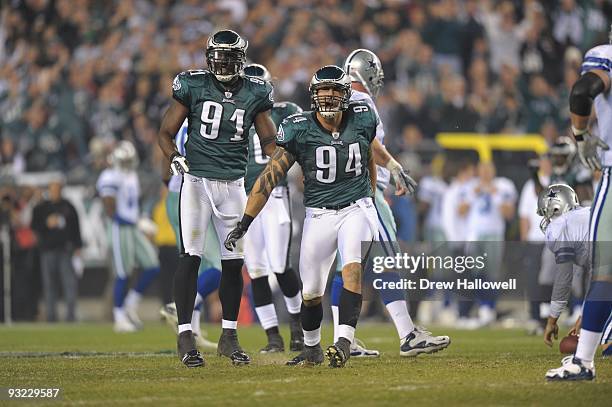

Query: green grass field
[0,322,610,406]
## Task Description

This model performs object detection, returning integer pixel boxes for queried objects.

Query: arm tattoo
[245,147,295,218]
[254,147,295,198]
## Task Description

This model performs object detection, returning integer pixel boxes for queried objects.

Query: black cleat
[177,331,204,368]
[326,338,351,368]
[218,329,251,365]
[286,344,324,366]
[260,333,285,353]
[289,316,304,352]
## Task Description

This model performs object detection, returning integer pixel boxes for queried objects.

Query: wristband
[240,214,254,229]
[170,152,181,161]
[571,126,587,141]
[385,158,402,172]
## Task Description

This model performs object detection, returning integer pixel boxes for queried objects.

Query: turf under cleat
[260,333,285,353]
[289,317,304,352]
[160,303,178,329]
[218,329,251,365]
[177,331,204,368]
[400,327,451,357]
[545,356,595,381]
[286,344,324,366]
[326,338,351,368]
[350,338,380,358]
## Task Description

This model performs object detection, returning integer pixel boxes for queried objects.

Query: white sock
[304,327,321,346]
[194,293,203,310]
[113,307,127,323]
[255,304,279,330]
[124,290,141,309]
[338,324,355,344]
[191,310,201,336]
[385,300,415,339]
[178,323,192,334]
[575,328,604,364]
[283,293,302,315]
[222,319,237,330]
[331,305,339,343]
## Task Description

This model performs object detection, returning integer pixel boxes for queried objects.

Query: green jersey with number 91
[276,101,377,208]
[172,70,274,180]
[245,101,302,194]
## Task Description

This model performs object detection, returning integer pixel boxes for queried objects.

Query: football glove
[170,152,190,175]
[224,215,254,251]
[573,127,609,171]
[386,158,417,195]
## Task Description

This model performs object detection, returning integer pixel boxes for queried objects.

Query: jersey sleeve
[545,217,576,264]
[254,80,274,114]
[172,72,191,107]
[96,170,118,198]
[581,45,612,76]
[275,116,301,157]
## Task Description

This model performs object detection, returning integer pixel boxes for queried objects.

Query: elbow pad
[570,72,606,116]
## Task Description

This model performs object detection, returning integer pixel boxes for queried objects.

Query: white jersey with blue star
[545,206,591,268]
[168,119,189,193]
[581,45,612,167]
[349,90,391,190]
[96,168,140,224]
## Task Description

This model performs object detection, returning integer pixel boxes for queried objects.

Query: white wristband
[571,126,588,136]
[385,158,402,172]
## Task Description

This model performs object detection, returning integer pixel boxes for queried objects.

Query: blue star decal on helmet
[366,58,377,71]
[547,190,557,198]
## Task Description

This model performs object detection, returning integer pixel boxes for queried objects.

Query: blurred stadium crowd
[0,0,610,323]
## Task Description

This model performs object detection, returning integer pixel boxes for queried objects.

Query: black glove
[224,215,254,251]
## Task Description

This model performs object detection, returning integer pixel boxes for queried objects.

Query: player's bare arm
[158,100,190,175]
[101,196,116,219]
[570,69,611,170]
[371,138,417,196]
[224,146,295,250]
[254,109,278,157]
[368,144,376,195]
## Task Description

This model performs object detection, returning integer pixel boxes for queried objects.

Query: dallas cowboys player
[226,65,378,368]
[157,30,278,367]
[537,184,590,346]
[96,141,160,333]
[333,49,450,357]
[546,27,612,380]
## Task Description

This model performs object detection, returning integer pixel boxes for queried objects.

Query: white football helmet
[344,49,384,97]
[537,183,579,232]
[110,140,138,170]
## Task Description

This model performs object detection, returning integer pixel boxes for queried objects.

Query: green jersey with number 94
[172,70,274,180]
[276,101,377,208]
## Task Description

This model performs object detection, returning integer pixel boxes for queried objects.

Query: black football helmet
[309,65,351,119]
[206,30,248,82]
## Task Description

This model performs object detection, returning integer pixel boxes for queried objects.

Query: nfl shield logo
[225,91,232,98]
[332,132,340,139]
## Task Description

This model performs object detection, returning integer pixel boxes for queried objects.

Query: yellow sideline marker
[436,133,549,162]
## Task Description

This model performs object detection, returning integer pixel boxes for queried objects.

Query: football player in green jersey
[242,64,304,354]
[157,30,278,368]
[226,65,379,368]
